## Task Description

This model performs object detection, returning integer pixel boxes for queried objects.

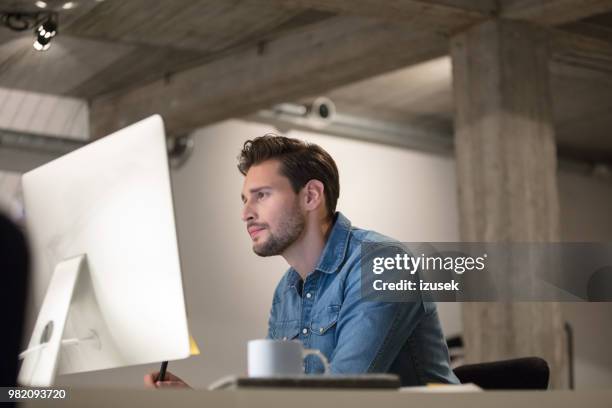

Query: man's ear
[302,179,325,211]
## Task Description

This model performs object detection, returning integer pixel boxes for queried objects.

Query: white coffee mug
[247,339,330,377]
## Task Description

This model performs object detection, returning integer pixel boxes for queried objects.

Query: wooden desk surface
[22,388,612,408]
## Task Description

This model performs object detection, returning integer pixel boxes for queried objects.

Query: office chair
[453,357,550,390]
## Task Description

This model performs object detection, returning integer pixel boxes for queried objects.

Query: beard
[253,200,305,257]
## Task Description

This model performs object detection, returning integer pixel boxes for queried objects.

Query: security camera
[307,97,336,127]
[167,134,195,169]
[266,97,336,129]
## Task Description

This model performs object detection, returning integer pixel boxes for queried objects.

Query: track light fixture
[0,11,59,51]
[34,18,57,50]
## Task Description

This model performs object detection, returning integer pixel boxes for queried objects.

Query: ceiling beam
[501,0,612,26]
[268,0,495,32]
[272,0,612,28]
[90,16,447,138]
[88,0,612,139]
[549,26,612,79]
[561,21,612,45]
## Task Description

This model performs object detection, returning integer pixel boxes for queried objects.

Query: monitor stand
[18,255,107,386]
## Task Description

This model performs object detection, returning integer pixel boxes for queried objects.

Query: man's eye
[257,192,267,200]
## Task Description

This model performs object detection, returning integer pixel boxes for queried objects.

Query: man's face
[241,160,305,256]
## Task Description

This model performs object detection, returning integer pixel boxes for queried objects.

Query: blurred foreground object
[0,212,29,386]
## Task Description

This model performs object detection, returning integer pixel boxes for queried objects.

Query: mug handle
[303,348,330,374]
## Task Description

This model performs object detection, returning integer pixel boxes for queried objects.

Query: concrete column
[451,19,566,388]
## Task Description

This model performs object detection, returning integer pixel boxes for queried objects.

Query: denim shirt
[267,212,459,386]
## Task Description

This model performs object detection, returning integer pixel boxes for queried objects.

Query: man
[145,135,458,388]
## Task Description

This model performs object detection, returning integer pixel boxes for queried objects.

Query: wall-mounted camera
[306,97,336,127]
[167,134,195,169]
[263,96,337,134]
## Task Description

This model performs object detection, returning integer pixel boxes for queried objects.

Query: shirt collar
[286,211,352,288]
[315,211,351,274]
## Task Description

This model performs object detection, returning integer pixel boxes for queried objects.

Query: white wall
[4,118,609,389]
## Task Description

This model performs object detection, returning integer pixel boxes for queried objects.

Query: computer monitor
[18,115,190,386]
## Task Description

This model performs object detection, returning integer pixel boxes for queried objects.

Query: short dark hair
[238,134,340,220]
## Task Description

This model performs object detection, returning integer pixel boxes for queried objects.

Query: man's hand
[144,370,192,389]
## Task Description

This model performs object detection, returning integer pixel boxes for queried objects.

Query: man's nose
[241,202,255,222]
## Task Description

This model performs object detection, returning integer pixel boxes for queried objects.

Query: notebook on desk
[208,374,401,390]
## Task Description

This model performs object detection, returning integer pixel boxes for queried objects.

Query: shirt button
[282,337,288,340]
[302,328,308,335]
[319,328,324,333]
[306,293,312,299]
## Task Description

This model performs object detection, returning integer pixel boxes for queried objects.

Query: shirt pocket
[310,304,341,337]
[270,320,300,341]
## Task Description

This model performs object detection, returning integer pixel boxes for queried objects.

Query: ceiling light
[62,2,77,9]
[35,1,48,8]
[33,18,57,51]
[33,36,50,51]
[0,11,58,52]
[38,19,57,37]
[36,20,56,36]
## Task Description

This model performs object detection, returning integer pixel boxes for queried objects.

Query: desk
[22,388,612,408]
